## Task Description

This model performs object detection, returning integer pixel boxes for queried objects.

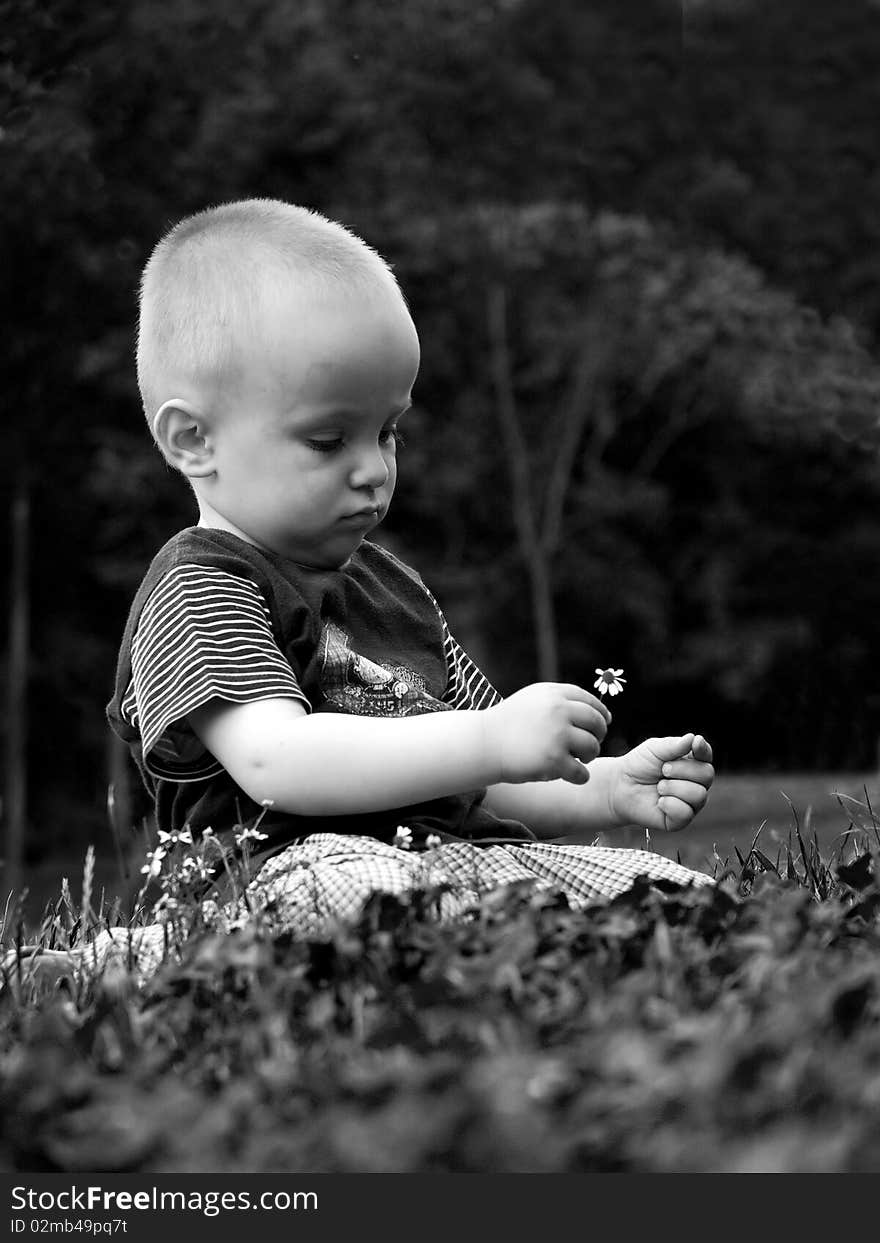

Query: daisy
[425,833,442,849]
[234,826,269,846]
[158,827,193,848]
[394,825,413,850]
[594,667,626,697]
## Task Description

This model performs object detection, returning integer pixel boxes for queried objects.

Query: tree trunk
[487,282,559,680]
[526,543,559,681]
[4,475,30,902]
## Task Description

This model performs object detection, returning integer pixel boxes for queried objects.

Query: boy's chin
[289,531,371,571]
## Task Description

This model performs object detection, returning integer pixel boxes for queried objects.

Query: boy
[73,198,714,976]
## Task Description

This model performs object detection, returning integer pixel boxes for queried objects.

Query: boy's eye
[306,438,344,453]
[305,427,406,454]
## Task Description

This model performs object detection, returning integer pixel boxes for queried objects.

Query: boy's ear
[152,399,216,478]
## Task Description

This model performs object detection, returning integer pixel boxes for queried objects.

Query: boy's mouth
[339,506,381,525]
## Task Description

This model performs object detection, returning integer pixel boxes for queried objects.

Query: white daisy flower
[158,827,193,848]
[594,667,626,697]
[394,825,413,850]
[425,833,442,849]
[234,826,269,846]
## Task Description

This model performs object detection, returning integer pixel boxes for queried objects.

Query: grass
[20,771,880,922]
[604,770,880,869]
[3,782,880,1172]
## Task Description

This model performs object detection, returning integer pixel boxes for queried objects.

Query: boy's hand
[487,682,612,785]
[608,733,714,833]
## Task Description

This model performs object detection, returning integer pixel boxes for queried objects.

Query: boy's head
[137,199,420,569]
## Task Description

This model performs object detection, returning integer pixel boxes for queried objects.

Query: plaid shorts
[74,834,712,983]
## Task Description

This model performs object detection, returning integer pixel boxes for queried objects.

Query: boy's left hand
[609,733,714,833]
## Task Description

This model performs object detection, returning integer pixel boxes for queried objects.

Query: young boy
[24,199,714,982]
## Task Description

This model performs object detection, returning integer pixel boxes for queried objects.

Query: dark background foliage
[3,0,880,877]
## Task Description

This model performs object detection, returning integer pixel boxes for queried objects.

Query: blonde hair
[136,198,403,427]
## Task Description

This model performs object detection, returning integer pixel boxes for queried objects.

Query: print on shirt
[318,620,449,717]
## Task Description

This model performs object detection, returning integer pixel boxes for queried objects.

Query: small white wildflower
[140,847,167,878]
[179,855,212,882]
[234,826,269,846]
[594,667,626,697]
[158,827,193,848]
[260,798,275,809]
[394,825,413,850]
[201,826,214,837]
[425,833,442,849]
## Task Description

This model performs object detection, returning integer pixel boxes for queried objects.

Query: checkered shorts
[72,835,712,983]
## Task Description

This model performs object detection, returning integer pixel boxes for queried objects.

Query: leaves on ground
[4,849,880,1173]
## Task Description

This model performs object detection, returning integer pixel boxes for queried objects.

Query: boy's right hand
[486,683,611,785]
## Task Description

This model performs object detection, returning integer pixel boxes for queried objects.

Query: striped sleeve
[120,564,309,781]
[442,622,503,710]
[415,581,502,711]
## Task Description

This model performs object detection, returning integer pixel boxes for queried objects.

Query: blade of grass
[752,848,780,877]
[782,792,821,896]
[864,785,880,849]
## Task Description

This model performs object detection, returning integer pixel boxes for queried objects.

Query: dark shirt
[107,527,535,880]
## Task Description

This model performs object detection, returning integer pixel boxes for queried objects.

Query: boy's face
[200,282,420,569]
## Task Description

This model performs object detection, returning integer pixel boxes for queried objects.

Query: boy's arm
[187,682,611,816]
[482,760,619,838]
[190,697,496,813]
[483,735,714,839]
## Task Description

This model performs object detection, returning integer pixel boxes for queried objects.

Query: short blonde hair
[136,198,403,427]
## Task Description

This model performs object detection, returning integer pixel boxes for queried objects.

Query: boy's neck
[195,505,262,551]
[194,511,355,573]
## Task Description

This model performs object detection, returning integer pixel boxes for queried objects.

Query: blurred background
[3,0,880,912]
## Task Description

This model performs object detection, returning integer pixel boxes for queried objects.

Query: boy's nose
[350,448,390,491]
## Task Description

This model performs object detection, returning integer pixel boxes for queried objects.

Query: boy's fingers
[659,795,696,831]
[567,727,602,764]
[650,734,696,761]
[569,702,610,741]
[662,759,714,786]
[562,757,591,785]
[652,733,714,764]
[689,734,713,762]
[658,780,709,809]
[558,684,613,724]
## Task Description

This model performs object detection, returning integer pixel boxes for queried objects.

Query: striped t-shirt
[107,527,533,864]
